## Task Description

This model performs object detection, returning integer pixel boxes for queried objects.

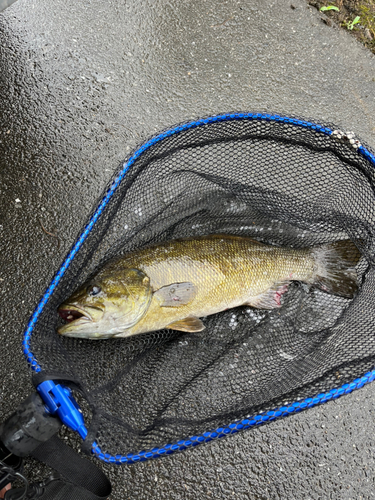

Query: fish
[57,235,361,339]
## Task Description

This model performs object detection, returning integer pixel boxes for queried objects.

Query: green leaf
[320,5,339,12]
[347,16,361,30]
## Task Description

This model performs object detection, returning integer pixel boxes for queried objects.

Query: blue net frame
[22,112,375,464]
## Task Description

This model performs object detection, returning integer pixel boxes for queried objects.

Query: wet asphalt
[1,0,375,498]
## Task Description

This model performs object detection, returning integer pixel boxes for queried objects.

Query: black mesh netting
[28,114,375,458]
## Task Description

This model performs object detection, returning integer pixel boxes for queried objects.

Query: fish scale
[58,235,360,339]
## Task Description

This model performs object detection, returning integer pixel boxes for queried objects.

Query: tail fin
[311,240,361,298]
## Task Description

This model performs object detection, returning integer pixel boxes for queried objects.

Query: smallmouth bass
[58,235,360,339]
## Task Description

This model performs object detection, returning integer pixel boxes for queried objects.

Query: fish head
[58,268,152,339]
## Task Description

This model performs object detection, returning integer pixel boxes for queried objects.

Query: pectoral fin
[166,316,205,333]
[154,282,196,307]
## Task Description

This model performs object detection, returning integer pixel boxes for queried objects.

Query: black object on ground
[0,393,111,499]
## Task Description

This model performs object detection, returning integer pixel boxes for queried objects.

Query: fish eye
[87,285,101,296]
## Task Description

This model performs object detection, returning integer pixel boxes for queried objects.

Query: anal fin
[247,282,290,310]
[166,316,205,333]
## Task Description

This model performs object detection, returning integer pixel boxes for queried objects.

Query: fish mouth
[58,303,106,337]
[58,305,93,323]
[57,304,105,336]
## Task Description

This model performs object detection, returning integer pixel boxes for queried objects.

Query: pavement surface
[1,0,375,498]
